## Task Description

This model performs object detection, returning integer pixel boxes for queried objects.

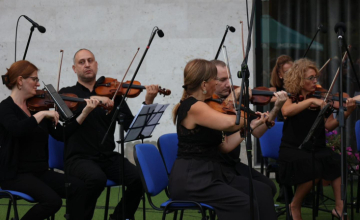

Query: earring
[203,90,207,94]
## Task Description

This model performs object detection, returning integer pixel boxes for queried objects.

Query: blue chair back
[259,122,284,160]
[48,135,64,170]
[355,120,360,152]
[157,133,178,175]
[134,143,169,197]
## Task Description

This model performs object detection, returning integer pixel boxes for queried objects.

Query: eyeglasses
[27,76,40,83]
[304,75,319,81]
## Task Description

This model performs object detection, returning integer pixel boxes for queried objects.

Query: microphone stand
[303,24,324,58]
[23,25,35,60]
[214,26,233,60]
[236,0,257,219]
[101,27,163,220]
[337,32,347,220]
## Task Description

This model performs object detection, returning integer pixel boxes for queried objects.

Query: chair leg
[315,181,320,217]
[350,172,354,220]
[12,198,19,220]
[142,193,146,220]
[173,210,178,220]
[179,210,184,220]
[357,176,360,213]
[104,187,111,220]
[6,200,12,220]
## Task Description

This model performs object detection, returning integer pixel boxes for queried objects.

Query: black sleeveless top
[176,97,222,161]
[280,107,326,150]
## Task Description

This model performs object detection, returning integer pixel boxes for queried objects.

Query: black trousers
[67,153,143,220]
[235,161,277,197]
[0,170,86,220]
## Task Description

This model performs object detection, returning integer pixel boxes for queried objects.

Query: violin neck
[252,89,291,97]
[60,95,84,102]
[122,83,145,90]
[331,96,360,105]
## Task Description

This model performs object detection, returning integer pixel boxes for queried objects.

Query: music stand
[123,103,169,143]
[43,83,74,219]
[298,103,332,220]
[114,103,168,219]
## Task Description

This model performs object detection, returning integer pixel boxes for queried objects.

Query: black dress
[278,108,341,185]
[0,96,86,220]
[168,97,276,220]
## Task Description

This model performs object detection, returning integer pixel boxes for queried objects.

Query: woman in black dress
[279,58,356,219]
[169,59,287,220]
[0,60,99,220]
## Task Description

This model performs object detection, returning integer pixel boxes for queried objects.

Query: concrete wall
[0,0,254,159]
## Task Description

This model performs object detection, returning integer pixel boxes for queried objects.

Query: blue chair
[259,122,292,219]
[157,133,178,176]
[134,143,216,220]
[354,120,360,213]
[48,136,120,220]
[0,189,53,220]
[259,122,283,178]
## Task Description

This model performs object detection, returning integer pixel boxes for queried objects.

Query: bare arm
[183,101,245,132]
[281,98,325,117]
[325,97,356,131]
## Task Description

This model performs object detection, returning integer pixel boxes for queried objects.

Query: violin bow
[323,50,349,102]
[318,58,331,73]
[110,48,140,102]
[240,21,245,60]
[56,50,64,92]
[222,45,237,109]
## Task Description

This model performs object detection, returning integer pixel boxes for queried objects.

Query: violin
[205,94,275,128]
[205,94,265,118]
[27,90,111,112]
[94,77,171,98]
[307,85,360,109]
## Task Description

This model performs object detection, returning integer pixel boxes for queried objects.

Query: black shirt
[176,97,222,161]
[0,96,79,181]
[59,77,134,163]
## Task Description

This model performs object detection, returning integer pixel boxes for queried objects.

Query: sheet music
[124,103,168,142]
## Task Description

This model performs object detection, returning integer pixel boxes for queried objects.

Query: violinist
[269,55,293,121]
[269,55,293,93]
[170,59,280,220]
[59,48,159,220]
[0,60,99,220]
[279,58,356,220]
[210,60,287,200]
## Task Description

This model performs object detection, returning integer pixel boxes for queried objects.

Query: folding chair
[134,143,216,220]
[48,136,120,220]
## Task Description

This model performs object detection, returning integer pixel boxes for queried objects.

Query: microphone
[334,22,346,38]
[318,24,327,33]
[228,26,236,32]
[23,15,46,33]
[157,29,164,38]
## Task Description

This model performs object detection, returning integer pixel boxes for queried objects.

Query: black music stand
[43,83,74,220]
[114,103,168,219]
[123,103,168,143]
[298,103,332,220]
